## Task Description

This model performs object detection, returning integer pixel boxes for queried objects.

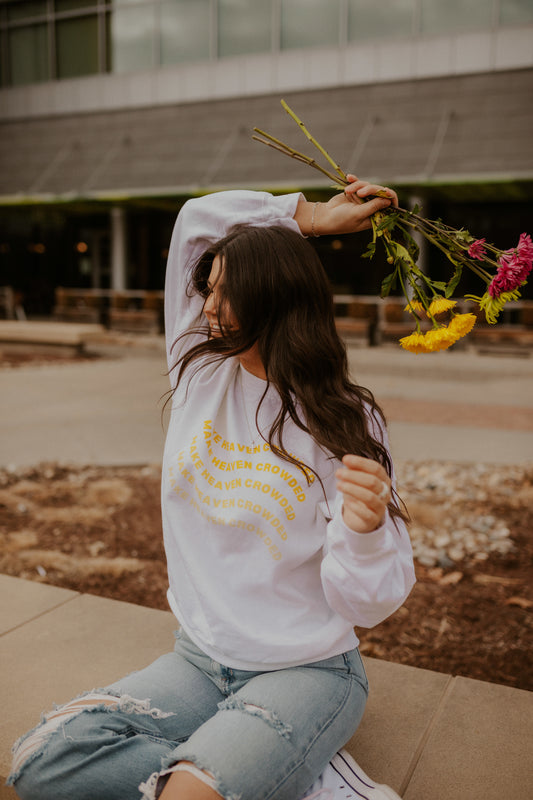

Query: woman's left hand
[309,174,398,237]
[302,175,398,236]
[294,175,397,237]
[336,454,391,533]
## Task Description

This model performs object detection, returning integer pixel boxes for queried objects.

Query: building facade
[1,0,532,316]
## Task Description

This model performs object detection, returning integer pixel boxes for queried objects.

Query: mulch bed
[1,461,532,692]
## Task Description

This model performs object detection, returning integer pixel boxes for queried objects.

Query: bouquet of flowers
[253,101,533,354]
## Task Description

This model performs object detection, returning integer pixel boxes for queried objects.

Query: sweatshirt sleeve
[320,414,416,628]
[164,189,303,370]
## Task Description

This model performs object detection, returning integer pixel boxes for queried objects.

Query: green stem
[396,267,422,334]
[398,212,501,273]
[252,106,512,311]
[280,100,347,181]
[252,133,345,185]
[395,220,491,284]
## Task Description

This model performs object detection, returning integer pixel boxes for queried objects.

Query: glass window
[7,1,47,21]
[110,2,156,72]
[218,0,272,57]
[420,0,494,34]
[55,0,98,11]
[500,0,533,25]
[104,10,112,70]
[0,33,5,87]
[348,0,415,41]
[281,0,340,50]
[56,14,99,78]
[160,0,210,64]
[8,24,50,85]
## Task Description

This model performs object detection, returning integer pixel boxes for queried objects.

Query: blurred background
[0,0,532,330]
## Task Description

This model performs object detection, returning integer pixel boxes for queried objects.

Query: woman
[8,177,415,800]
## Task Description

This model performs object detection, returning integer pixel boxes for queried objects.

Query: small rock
[417,553,440,567]
[434,532,451,549]
[439,571,464,586]
[447,546,465,562]
[505,597,533,609]
[437,554,455,569]
[87,540,106,557]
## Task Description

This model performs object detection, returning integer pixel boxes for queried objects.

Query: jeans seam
[344,650,369,693]
[266,670,363,800]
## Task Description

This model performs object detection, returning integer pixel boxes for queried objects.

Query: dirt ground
[1,456,532,692]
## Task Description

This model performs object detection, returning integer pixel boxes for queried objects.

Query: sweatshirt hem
[168,595,359,672]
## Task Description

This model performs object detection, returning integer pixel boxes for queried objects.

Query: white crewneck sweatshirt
[161,189,415,671]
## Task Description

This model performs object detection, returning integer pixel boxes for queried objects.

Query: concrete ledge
[0,321,105,353]
[1,574,532,800]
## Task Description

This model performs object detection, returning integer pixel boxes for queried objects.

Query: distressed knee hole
[139,755,241,800]
[172,762,218,790]
[139,761,230,800]
[8,690,175,786]
[9,692,115,783]
[47,692,120,719]
[217,695,292,739]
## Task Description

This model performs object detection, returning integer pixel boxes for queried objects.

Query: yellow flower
[427,297,457,316]
[448,313,476,339]
[399,320,463,354]
[423,327,457,352]
[404,300,425,315]
[399,331,430,353]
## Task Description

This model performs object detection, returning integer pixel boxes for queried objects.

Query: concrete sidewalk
[1,329,533,799]
[1,574,532,800]
[2,331,533,467]
[347,343,533,464]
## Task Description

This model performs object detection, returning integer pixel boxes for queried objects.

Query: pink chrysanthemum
[468,239,486,260]
[516,233,533,280]
[488,269,520,298]
[488,233,533,298]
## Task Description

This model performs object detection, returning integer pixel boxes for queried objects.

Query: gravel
[396,460,532,568]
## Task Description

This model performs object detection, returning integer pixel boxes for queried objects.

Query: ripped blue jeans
[8,628,368,800]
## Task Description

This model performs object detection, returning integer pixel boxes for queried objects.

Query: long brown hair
[170,224,407,524]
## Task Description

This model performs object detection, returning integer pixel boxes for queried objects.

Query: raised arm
[164,190,302,368]
[164,177,397,370]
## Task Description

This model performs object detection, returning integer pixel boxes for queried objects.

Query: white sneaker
[302,748,402,800]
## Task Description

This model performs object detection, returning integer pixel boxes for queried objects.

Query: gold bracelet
[311,202,320,237]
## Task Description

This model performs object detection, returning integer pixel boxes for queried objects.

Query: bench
[334,296,380,345]
[334,296,413,345]
[53,289,164,334]
[334,295,533,349]
[0,321,104,357]
[0,287,26,321]
[335,317,375,341]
